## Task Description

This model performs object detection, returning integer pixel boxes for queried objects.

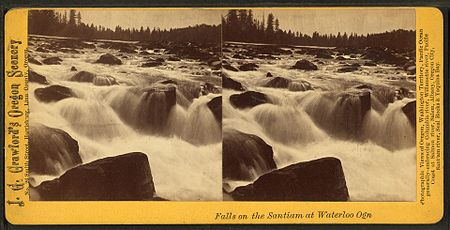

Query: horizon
[51,9,415,37]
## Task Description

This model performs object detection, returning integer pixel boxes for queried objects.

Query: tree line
[29,9,415,49]
[28,10,220,44]
[222,10,415,49]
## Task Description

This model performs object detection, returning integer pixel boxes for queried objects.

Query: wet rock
[288,81,313,92]
[70,66,77,71]
[141,60,164,67]
[207,96,222,123]
[200,82,220,95]
[33,152,156,201]
[238,63,259,71]
[167,45,214,62]
[168,56,181,61]
[93,75,119,86]
[223,64,238,72]
[363,47,408,66]
[35,85,75,102]
[158,79,177,85]
[405,65,416,75]
[210,60,221,70]
[223,75,246,91]
[70,71,96,82]
[337,66,359,73]
[232,54,246,59]
[96,53,122,65]
[264,77,292,88]
[231,157,349,201]
[29,123,82,175]
[223,129,276,180]
[29,56,42,65]
[353,84,372,90]
[42,57,63,65]
[364,61,377,66]
[292,59,318,70]
[36,47,49,53]
[402,100,416,127]
[266,72,273,78]
[316,52,333,59]
[29,70,49,85]
[230,91,269,109]
[119,47,136,53]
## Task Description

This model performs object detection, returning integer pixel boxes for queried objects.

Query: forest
[28,10,220,43]
[29,9,415,49]
[222,10,415,49]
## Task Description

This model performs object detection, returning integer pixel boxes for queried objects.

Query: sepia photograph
[221,9,416,201]
[27,9,223,201]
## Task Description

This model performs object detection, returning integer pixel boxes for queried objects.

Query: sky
[73,9,224,30]
[250,9,415,35]
[70,8,414,35]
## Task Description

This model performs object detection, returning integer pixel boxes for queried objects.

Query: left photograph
[27,9,223,201]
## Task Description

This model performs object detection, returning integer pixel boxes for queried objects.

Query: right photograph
[221,9,416,201]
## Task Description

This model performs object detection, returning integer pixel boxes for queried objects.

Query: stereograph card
[3,6,444,225]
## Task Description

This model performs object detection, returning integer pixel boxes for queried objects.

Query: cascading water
[222,42,416,202]
[28,36,222,201]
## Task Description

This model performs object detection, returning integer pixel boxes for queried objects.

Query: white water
[28,36,222,201]
[223,42,416,201]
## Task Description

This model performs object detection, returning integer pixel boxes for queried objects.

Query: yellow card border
[4,7,444,224]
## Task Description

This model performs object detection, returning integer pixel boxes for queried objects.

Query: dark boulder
[292,59,318,70]
[210,61,221,70]
[238,63,259,71]
[29,56,42,65]
[207,96,222,124]
[353,84,372,90]
[337,66,359,73]
[405,65,416,75]
[316,52,333,59]
[29,70,49,85]
[141,60,164,67]
[223,64,239,72]
[266,72,273,78]
[264,77,292,88]
[223,75,246,91]
[288,80,313,92]
[96,53,122,65]
[35,85,75,103]
[36,47,49,53]
[168,56,181,61]
[364,61,377,66]
[230,91,269,109]
[158,79,177,85]
[231,157,349,201]
[33,152,156,201]
[232,53,246,59]
[70,71,96,82]
[223,129,276,180]
[119,47,136,53]
[42,57,63,65]
[363,47,408,66]
[70,66,77,71]
[29,124,82,175]
[402,100,416,127]
[200,82,220,95]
